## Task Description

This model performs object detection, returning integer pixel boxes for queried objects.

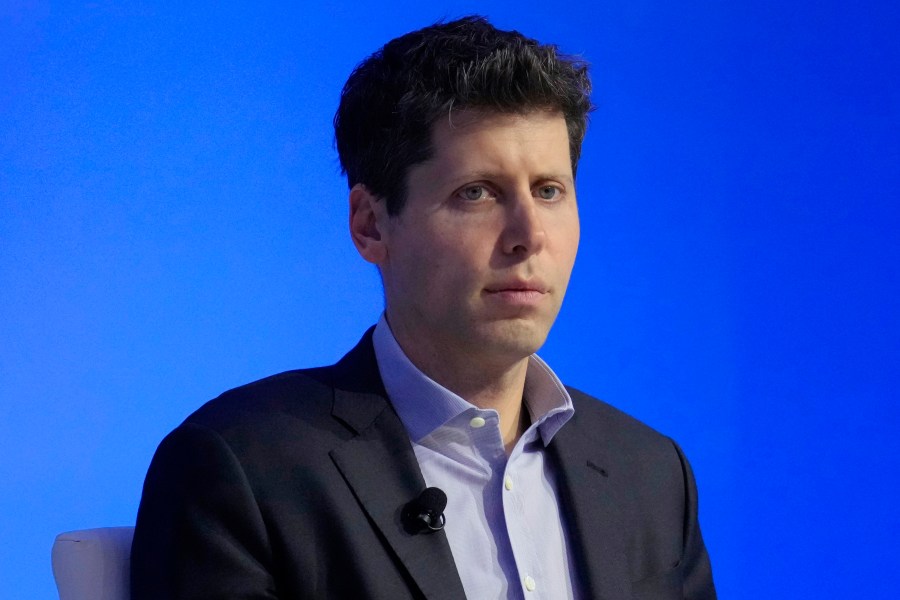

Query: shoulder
[185,367,338,431]
[155,329,387,467]
[186,327,383,431]
[142,364,382,498]
[565,386,676,454]
[561,385,692,494]
[160,365,366,465]
[137,369,342,511]
[560,393,716,595]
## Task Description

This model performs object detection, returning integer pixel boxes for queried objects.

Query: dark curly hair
[334,16,593,215]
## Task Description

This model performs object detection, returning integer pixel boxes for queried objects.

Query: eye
[458,185,491,201]
[536,185,561,200]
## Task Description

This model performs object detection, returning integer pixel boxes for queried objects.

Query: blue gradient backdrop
[2,1,898,597]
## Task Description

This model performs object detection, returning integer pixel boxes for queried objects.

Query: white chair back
[51,527,134,600]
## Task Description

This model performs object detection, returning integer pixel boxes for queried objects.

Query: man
[131,16,716,599]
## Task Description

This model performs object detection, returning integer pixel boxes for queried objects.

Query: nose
[501,192,546,257]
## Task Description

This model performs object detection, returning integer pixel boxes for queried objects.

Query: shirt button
[469,416,486,428]
[524,575,536,591]
[504,476,513,491]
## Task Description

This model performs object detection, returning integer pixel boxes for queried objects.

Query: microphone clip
[401,487,447,534]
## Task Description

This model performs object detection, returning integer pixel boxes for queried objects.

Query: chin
[477,319,551,358]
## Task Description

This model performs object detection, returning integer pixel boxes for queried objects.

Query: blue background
[2,1,898,597]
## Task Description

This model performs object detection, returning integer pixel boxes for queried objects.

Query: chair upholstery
[51,527,134,600]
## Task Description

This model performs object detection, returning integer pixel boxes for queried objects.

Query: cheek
[396,238,465,288]
[419,247,484,304]
[428,244,478,283]
[562,213,581,261]
[390,217,491,295]
[566,235,580,267]
[549,214,580,263]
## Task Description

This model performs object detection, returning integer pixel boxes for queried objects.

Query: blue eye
[537,185,560,200]
[461,186,487,201]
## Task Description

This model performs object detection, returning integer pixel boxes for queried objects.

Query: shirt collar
[372,314,574,446]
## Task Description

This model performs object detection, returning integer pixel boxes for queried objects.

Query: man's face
[375,109,580,366]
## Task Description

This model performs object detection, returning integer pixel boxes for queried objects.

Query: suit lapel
[326,330,633,599]
[327,331,467,600]
[550,411,632,600]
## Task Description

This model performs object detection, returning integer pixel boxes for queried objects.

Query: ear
[349,183,389,264]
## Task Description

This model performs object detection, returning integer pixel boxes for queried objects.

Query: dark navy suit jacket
[131,329,716,599]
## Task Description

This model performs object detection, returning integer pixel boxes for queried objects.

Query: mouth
[484,280,549,294]
[483,280,550,305]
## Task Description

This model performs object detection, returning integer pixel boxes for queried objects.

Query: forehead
[421,109,572,175]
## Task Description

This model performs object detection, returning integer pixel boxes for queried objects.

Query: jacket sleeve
[130,422,278,599]
[672,440,717,600]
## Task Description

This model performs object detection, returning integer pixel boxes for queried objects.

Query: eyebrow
[447,171,575,187]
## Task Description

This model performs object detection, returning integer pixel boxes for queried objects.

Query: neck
[445,358,529,453]
[388,323,532,453]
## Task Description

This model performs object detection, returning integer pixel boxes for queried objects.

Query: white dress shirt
[373,315,580,599]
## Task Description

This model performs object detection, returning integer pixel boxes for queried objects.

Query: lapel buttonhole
[586,460,609,477]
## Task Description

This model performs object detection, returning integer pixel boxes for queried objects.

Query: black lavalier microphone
[402,487,447,534]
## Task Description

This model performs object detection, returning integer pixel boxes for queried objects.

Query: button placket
[501,454,547,599]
